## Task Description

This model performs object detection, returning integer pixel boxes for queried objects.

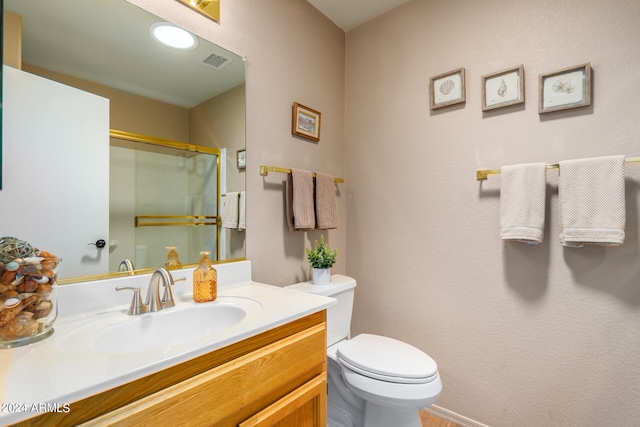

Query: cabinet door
[78,324,326,427]
[239,373,327,427]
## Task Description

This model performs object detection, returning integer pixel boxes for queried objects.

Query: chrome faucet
[116,268,185,315]
[117,258,135,274]
[146,268,175,312]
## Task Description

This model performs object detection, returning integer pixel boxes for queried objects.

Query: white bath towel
[500,162,547,244]
[238,191,246,231]
[558,155,626,247]
[222,192,239,229]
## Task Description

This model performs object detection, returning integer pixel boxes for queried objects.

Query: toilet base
[364,401,422,427]
[327,403,356,427]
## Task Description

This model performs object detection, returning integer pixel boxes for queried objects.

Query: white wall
[346,0,640,426]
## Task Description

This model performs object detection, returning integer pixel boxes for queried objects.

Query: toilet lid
[336,334,438,384]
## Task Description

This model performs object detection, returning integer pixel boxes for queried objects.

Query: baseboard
[426,405,491,427]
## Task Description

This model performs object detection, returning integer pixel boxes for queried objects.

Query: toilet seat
[336,334,438,384]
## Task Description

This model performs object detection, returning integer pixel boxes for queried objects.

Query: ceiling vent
[202,53,232,70]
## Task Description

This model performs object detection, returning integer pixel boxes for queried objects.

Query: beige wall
[346,0,640,426]
[118,0,640,426]
[128,0,347,286]
[23,64,190,141]
[4,12,21,68]
[191,83,247,259]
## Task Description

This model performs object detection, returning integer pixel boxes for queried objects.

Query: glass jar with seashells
[0,237,61,348]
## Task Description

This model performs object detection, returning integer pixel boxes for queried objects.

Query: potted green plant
[305,235,338,285]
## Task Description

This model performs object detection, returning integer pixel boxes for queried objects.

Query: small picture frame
[236,149,246,170]
[430,68,466,110]
[292,102,321,141]
[175,0,220,23]
[539,63,591,114]
[482,65,525,111]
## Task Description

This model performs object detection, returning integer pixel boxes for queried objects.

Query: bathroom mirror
[2,0,246,283]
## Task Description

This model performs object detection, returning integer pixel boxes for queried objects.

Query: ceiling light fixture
[150,22,198,50]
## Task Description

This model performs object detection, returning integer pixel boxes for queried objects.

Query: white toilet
[286,275,442,427]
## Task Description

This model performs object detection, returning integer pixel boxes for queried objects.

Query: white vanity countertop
[0,261,334,425]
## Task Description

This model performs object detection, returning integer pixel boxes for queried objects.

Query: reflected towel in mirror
[223,192,239,229]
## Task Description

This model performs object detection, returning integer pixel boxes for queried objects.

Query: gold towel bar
[476,156,640,181]
[135,215,219,227]
[259,165,345,184]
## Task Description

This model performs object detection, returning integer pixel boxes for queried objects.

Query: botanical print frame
[482,65,525,111]
[539,63,591,114]
[292,102,321,142]
[430,68,466,110]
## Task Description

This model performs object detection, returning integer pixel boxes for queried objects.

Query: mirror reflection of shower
[109,133,220,273]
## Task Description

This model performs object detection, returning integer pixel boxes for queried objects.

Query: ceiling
[5,0,245,109]
[4,0,406,109]
[307,0,412,31]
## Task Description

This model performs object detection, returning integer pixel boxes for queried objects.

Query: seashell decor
[439,79,455,95]
[0,237,34,264]
[497,78,508,97]
[552,79,575,94]
[0,236,61,347]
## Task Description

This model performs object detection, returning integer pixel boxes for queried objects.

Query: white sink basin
[56,299,257,354]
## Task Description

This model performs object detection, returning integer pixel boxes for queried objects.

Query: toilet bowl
[285,275,442,427]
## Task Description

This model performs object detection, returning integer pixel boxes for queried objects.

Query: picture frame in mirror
[237,149,246,169]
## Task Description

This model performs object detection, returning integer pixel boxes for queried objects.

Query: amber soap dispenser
[165,246,182,270]
[193,250,217,302]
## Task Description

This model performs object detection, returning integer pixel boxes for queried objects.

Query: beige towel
[222,192,239,229]
[500,162,547,244]
[558,155,626,247]
[286,168,315,231]
[315,172,338,229]
[238,191,246,231]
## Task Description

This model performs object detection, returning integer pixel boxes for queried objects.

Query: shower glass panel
[109,136,219,272]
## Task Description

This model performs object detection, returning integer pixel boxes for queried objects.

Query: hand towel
[558,155,626,247]
[314,172,338,229]
[285,174,296,232]
[286,168,315,232]
[237,191,246,231]
[500,162,547,244]
[222,192,239,229]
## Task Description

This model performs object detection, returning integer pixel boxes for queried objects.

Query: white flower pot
[312,268,330,285]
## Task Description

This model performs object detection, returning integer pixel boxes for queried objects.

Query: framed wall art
[175,0,220,23]
[482,65,524,111]
[292,102,321,141]
[430,68,466,110]
[539,63,591,114]
[236,149,246,170]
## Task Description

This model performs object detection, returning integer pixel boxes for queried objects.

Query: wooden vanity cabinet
[12,311,327,427]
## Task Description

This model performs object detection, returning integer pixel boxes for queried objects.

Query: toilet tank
[285,275,356,347]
